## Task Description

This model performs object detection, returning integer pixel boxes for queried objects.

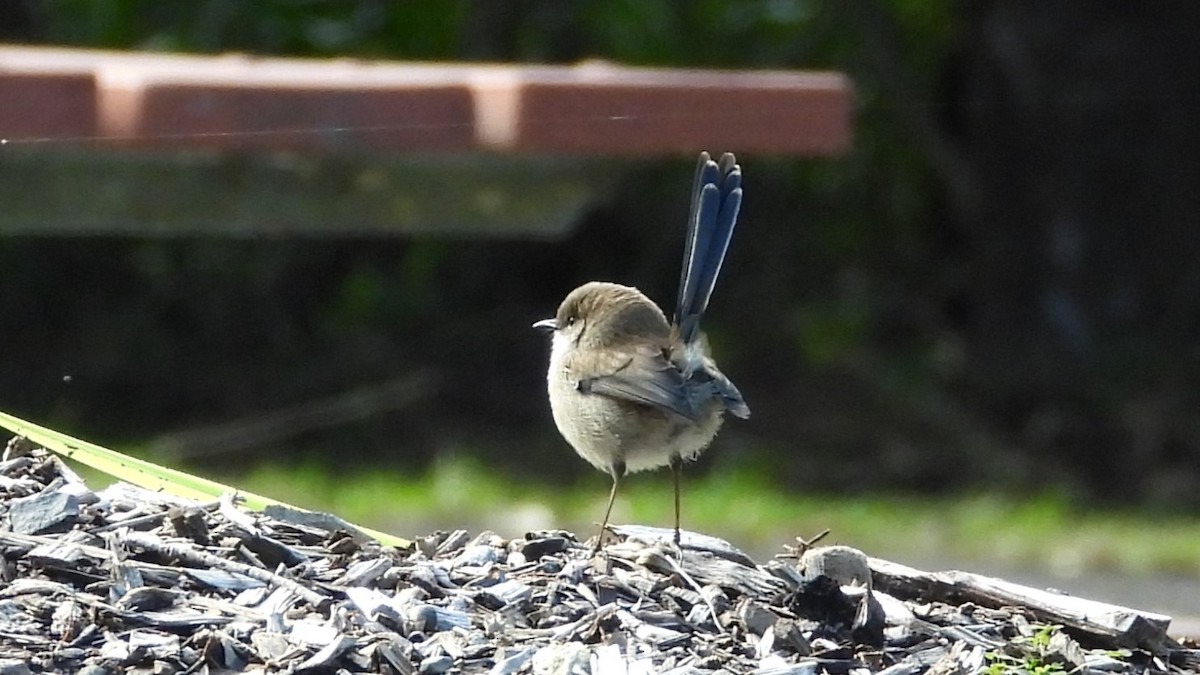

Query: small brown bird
[534,151,750,549]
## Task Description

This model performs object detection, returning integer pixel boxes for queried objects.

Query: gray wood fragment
[609,524,758,567]
[738,597,780,636]
[478,578,533,607]
[434,529,471,556]
[8,487,78,534]
[452,543,501,568]
[869,557,1173,650]
[333,556,392,587]
[262,503,372,541]
[0,658,33,675]
[489,646,535,674]
[294,634,356,671]
[1046,629,1088,669]
[184,566,265,591]
[419,654,454,674]
[250,630,292,661]
[531,642,590,675]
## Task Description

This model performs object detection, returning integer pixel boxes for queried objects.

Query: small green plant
[983,623,1072,675]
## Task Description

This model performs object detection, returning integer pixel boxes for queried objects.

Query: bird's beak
[532,318,558,332]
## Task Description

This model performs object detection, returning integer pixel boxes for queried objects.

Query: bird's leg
[670,454,683,546]
[594,460,625,553]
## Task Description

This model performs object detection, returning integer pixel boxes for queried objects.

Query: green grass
[227,455,1200,578]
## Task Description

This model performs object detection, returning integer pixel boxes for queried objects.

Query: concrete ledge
[0,46,851,155]
[0,46,852,236]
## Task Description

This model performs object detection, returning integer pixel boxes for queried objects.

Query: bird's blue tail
[674,151,742,345]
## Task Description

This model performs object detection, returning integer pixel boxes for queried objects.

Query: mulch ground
[1,436,1197,674]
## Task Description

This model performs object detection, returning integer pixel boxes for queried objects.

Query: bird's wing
[703,364,751,420]
[574,346,700,422]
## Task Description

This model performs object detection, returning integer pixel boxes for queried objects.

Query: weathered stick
[869,557,1173,650]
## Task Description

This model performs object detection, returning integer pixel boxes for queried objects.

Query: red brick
[125,82,475,152]
[0,70,97,141]
[479,65,852,155]
[95,56,476,151]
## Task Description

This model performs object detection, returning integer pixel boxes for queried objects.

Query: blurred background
[2,2,1199,617]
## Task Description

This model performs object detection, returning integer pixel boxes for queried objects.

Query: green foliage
[794,297,873,366]
[233,454,1200,577]
[43,0,471,57]
[983,624,1068,675]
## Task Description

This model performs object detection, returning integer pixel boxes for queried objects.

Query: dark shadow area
[3,2,1199,508]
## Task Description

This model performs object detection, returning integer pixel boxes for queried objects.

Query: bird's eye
[565,315,577,326]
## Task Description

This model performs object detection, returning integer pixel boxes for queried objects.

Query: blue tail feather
[674,152,743,345]
[677,153,721,318]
